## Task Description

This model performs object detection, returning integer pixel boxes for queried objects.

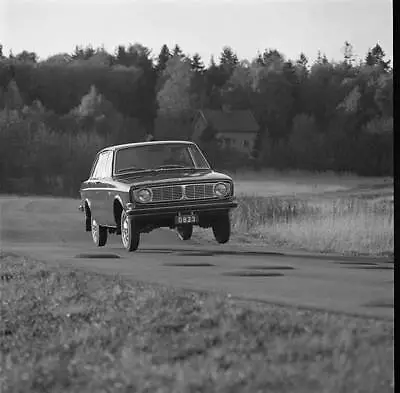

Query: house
[191,106,260,155]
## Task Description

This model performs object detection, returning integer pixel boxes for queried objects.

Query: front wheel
[121,211,140,252]
[176,225,193,241]
[212,214,231,244]
[91,217,107,247]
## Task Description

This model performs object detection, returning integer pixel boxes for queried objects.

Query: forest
[0,41,393,196]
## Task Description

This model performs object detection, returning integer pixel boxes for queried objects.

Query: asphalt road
[0,196,394,320]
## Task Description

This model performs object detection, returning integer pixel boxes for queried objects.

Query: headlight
[214,182,229,198]
[134,188,152,203]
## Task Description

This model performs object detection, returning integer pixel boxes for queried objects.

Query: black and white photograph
[0,0,394,391]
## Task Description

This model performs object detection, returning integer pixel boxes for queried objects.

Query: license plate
[175,214,198,225]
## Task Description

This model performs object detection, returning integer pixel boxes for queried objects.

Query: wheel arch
[113,196,124,226]
[84,199,92,232]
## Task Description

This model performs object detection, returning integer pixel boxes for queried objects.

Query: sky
[1,0,393,65]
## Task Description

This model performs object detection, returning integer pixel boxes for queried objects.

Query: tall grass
[194,194,394,256]
[226,195,394,256]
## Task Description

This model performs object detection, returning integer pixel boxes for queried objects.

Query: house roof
[200,109,260,133]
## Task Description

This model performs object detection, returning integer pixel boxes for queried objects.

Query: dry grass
[0,254,394,393]
[252,206,393,256]
[197,172,394,256]
[230,169,393,198]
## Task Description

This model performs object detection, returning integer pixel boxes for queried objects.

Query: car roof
[99,140,195,154]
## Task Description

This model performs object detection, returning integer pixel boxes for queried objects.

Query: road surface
[0,196,394,319]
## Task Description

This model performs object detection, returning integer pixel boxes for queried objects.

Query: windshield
[114,143,211,174]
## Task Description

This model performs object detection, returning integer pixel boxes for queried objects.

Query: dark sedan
[79,140,238,251]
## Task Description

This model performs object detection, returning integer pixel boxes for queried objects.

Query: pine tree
[172,44,184,58]
[190,53,205,72]
[156,44,172,73]
[365,43,391,70]
[342,41,354,65]
[255,52,264,66]
[116,45,128,65]
[220,46,239,68]
[296,53,308,68]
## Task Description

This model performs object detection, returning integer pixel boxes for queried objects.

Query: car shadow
[137,248,285,257]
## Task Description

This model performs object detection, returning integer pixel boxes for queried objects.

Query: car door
[89,151,108,224]
[100,151,115,226]
[81,153,101,215]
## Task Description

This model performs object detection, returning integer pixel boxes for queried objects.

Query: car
[78,140,238,252]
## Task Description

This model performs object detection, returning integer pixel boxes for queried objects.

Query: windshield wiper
[117,167,152,174]
[156,164,192,169]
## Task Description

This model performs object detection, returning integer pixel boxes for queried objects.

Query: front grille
[151,185,183,202]
[148,183,219,203]
[185,183,215,200]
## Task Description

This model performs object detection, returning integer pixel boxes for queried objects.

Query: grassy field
[0,253,394,393]
[197,170,394,256]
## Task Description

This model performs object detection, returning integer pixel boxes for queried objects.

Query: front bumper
[126,200,238,218]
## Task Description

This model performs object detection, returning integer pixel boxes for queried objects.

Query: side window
[92,152,108,179]
[90,156,100,178]
[103,151,113,178]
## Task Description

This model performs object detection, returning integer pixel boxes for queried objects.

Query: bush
[0,104,146,196]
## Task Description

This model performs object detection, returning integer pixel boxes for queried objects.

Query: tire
[91,217,107,247]
[121,210,140,252]
[176,224,193,241]
[212,214,231,244]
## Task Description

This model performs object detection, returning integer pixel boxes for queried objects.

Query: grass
[230,169,393,197]
[0,254,394,393]
[196,171,394,256]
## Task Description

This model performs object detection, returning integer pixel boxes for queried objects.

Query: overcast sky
[1,0,393,64]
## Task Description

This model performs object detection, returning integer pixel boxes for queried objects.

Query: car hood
[114,169,232,187]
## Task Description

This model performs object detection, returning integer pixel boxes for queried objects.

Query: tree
[255,52,264,66]
[374,73,393,118]
[72,84,114,119]
[115,43,152,69]
[262,49,284,71]
[203,55,230,109]
[219,46,239,73]
[15,50,38,63]
[221,63,253,110]
[289,113,324,169]
[297,53,308,68]
[365,43,391,70]
[155,44,172,74]
[316,51,329,65]
[172,44,184,58]
[45,53,73,64]
[293,53,309,87]
[342,41,355,66]
[338,85,361,113]
[4,80,23,110]
[156,56,193,117]
[85,50,112,66]
[0,87,5,109]
[251,68,294,140]
[190,53,205,73]
[72,45,95,60]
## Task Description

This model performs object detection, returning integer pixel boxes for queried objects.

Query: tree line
[0,41,393,196]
